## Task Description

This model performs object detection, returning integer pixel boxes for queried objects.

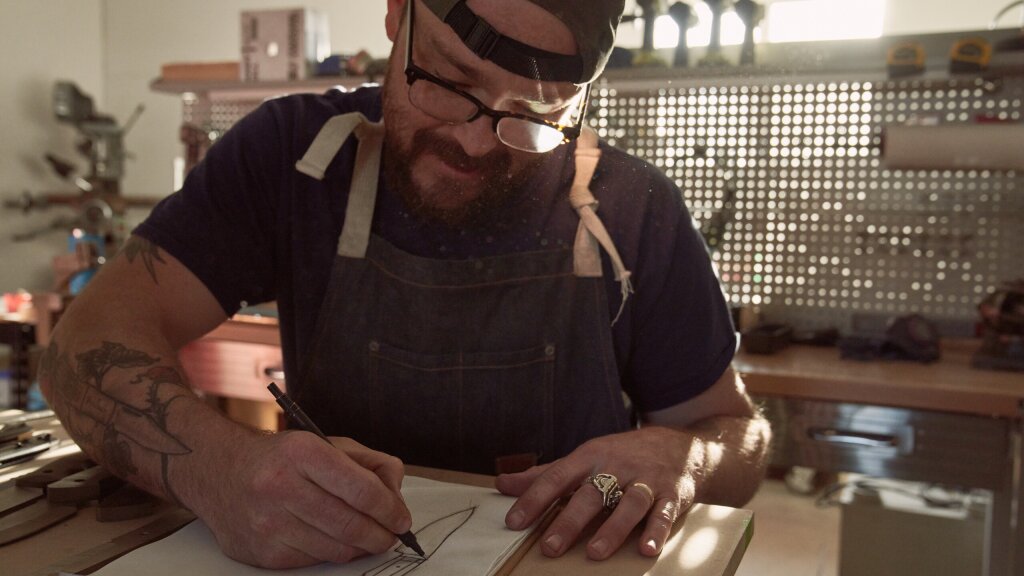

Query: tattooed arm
[39,235,412,568]
[40,236,229,505]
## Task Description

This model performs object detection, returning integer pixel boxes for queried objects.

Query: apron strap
[295,112,369,180]
[338,121,385,258]
[570,126,634,326]
[295,112,384,259]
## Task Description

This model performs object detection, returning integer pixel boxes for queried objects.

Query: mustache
[411,129,510,173]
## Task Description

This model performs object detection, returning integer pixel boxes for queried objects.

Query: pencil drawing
[362,505,477,576]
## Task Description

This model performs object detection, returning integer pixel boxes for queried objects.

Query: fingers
[240,510,369,568]
[502,461,582,531]
[543,479,657,560]
[276,511,370,566]
[495,463,549,497]
[303,443,412,535]
[639,497,682,557]
[284,480,399,555]
[342,439,406,496]
[539,475,605,557]
[508,466,684,561]
[587,482,656,560]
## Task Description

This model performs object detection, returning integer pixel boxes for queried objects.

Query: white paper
[93,476,530,576]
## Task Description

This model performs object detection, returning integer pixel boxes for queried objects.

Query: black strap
[445,1,584,83]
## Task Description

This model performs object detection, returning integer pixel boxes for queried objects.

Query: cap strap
[444,0,584,83]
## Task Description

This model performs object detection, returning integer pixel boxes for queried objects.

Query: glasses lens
[496,118,566,153]
[408,79,477,123]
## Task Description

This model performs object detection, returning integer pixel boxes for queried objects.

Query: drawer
[179,339,285,402]
[754,396,1012,490]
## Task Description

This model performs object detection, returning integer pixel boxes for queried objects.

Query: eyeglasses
[403,0,590,153]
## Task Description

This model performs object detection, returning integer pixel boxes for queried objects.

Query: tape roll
[883,125,1024,171]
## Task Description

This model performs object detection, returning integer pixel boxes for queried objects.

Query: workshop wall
[1,0,1018,295]
[100,0,391,229]
[0,0,105,293]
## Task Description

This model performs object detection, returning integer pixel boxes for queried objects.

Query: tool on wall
[991,0,1024,55]
[950,37,993,73]
[733,0,763,66]
[699,0,732,67]
[3,81,161,295]
[52,81,144,196]
[632,0,670,67]
[667,2,694,67]
[179,124,221,176]
[886,41,926,77]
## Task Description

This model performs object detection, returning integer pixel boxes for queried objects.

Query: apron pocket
[368,340,556,474]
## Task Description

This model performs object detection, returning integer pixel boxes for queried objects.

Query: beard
[381,116,544,232]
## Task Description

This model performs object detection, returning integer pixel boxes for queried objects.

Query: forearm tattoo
[121,237,167,285]
[40,341,193,505]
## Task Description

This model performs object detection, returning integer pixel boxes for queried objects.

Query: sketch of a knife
[399,506,475,558]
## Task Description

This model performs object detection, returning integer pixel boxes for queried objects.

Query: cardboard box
[241,8,330,82]
[839,480,985,576]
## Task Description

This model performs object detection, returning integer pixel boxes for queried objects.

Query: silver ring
[586,473,624,511]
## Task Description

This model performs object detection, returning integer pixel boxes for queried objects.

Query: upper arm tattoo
[121,237,167,285]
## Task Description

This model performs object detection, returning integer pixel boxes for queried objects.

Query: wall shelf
[150,75,377,100]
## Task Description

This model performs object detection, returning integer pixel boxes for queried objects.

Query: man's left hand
[495,426,700,560]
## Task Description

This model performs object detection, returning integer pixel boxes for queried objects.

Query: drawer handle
[807,427,898,449]
[263,368,286,381]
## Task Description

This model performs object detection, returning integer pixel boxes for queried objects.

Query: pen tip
[398,532,426,558]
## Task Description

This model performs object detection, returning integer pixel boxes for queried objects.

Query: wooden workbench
[2,417,753,576]
[735,341,1024,418]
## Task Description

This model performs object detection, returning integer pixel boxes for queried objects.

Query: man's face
[381,0,582,229]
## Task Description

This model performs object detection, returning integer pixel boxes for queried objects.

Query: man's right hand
[40,237,412,568]
[193,430,411,569]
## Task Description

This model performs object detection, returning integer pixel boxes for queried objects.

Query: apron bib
[290,113,634,474]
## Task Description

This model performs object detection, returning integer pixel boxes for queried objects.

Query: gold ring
[585,473,624,511]
[631,482,655,504]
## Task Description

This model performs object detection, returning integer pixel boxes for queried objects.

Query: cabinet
[737,344,1024,576]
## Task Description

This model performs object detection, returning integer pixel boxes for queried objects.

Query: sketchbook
[91,476,532,576]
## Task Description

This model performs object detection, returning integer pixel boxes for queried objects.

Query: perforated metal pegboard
[177,72,1023,334]
[182,94,263,136]
[591,72,1024,333]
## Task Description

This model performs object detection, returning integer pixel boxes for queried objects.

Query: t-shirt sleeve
[133,101,285,317]
[622,166,738,414]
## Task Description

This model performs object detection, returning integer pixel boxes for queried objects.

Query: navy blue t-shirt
[135,86,736,414]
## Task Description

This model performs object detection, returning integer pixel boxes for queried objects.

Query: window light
[767,0,886,43]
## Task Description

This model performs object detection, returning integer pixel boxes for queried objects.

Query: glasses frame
[402,0,590,151]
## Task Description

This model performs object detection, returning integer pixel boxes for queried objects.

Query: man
[40,0,771,569]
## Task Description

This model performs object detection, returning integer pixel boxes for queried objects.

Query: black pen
[267,382,425,558]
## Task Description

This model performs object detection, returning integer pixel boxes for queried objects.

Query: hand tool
[734,0,764,65]
[0,434,57,468]
[950,37,992,73]
[887,41,926,77]
[667,2,693,67]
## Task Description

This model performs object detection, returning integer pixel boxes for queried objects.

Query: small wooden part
[96,484,158,522]
[14,453,94,490]
[0,500,77,546]
[0,486,45,519]
[26,508,196,576]
[47,466,124,505]
[0,422,32,444]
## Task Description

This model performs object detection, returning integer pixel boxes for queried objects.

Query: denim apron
[290,113,635,474]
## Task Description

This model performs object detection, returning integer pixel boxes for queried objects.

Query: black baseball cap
[421,0,625,84]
